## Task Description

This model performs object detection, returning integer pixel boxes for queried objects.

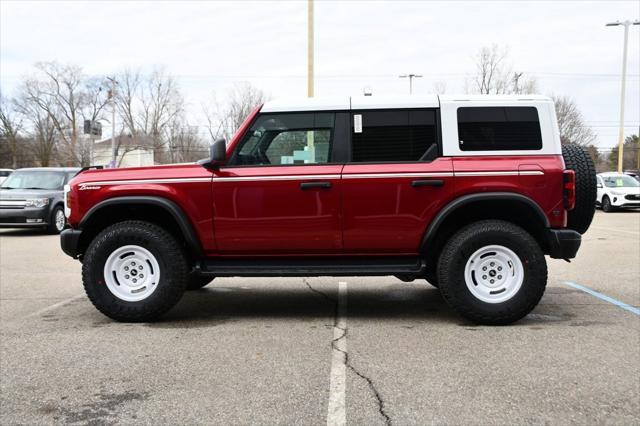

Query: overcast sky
[1,0,638,148]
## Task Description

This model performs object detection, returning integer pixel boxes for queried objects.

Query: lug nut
[124,266,129,271]
[125,275,130,279]
[498,275,502,279]
[138,265,143,270]
[482,267,487,271]
[490,262,495,266]
[498,266,502,271]
[132,278,137,283]
[490,279,495,284]
[482,275,487,279]
[139,274,144,278]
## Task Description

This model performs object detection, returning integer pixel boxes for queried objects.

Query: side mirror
[199,138,226,169]
[597,183,602,188]
[210,138,226,163]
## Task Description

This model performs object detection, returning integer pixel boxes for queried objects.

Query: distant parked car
[0,167,80,233]
[0,169,13,184]
[623,170,640,182]
[596,172,640,212]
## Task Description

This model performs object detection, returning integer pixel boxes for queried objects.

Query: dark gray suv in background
[0,167,80,234]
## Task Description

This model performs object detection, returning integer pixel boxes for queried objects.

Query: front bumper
[60,228,82,259]
[546,229,581,259]
[0,207,50,228]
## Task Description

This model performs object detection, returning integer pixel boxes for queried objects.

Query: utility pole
[606,20,639,173]
[106,76,118,168]
[307,0,314,97]
[399,74,422,95]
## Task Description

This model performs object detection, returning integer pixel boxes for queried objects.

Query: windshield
[602,175,640,188]
[0,171,66,190]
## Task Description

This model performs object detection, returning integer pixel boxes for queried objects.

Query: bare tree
[22,62,106,166]
[203,83,267,143]
[14,91,58,166]
[165,119,208,163]
[432,80,447,95]
[468,45,537,95]
[0,94,23,168]
[114,67,184,161]
[552,95,597,147]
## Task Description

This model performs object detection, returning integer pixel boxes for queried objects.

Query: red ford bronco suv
[60,95,596,324]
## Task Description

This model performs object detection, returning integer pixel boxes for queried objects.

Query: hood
[608,186,640,195]
[69,163,212,186]
[0,188,61,199]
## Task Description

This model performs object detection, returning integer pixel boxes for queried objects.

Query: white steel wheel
[54,209,66,232]
[464,245,524,304]
[103,245,161,302]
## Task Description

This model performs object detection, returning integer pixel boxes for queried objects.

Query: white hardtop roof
[261,94,552,113]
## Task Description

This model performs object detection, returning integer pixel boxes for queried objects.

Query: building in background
[92,135,155,168]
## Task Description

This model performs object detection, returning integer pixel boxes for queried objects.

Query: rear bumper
[60,229,82,259]
[546,229,581,259]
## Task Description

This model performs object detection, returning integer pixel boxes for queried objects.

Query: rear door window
[350,109,438,162]
[457,107,542,151]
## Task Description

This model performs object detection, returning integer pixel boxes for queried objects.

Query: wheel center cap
[489,270,497,277]
[130,269,137,276]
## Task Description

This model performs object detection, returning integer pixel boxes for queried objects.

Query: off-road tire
[47,205,65,234]
[187,275,214,290]
[82,220,189,322]
[601,195,614,213]
[424,270,439,288]
[562,144,596,234]
[437,220,547,325]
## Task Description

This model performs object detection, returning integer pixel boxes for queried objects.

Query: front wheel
[47,205,66,234]
[437,220,547,325]
[82,221,189,322]
[602,195,614,213]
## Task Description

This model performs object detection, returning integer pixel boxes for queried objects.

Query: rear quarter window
[457,106,542,151]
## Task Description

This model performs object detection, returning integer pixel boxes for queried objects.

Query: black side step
[197,256,425,277]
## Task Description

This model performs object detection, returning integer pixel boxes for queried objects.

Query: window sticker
[354,114,362,133]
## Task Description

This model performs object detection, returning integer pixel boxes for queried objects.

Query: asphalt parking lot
[1,211,639,425]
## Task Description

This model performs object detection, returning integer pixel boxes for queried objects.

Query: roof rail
[75,165,104,176]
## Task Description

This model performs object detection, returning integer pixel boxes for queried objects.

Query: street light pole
[106,76,118,168]
[606,20,639,173]
[307,0,314,98]
[399,74,422,95]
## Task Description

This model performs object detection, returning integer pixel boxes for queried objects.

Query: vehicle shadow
[145,282,576,328]
[152,283,461,327]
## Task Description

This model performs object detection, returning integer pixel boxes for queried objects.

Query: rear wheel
[82,221,189,322]
[562,144,597,233]
[437,220,547,325]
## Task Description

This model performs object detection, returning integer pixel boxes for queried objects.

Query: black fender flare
[79,196,203,256]
[420,192,550,254]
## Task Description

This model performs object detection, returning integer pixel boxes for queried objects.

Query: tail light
[563,170,576,210]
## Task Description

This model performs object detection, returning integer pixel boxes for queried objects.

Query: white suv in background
[596,172,640,212]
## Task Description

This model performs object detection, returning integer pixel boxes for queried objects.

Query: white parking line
[327,281,347,426]
[26,293,85,318]
[564,281,639,316]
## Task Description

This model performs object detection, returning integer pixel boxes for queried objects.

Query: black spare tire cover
[562,144,597,234]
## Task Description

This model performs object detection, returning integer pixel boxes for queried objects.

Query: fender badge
[79,184,101,191]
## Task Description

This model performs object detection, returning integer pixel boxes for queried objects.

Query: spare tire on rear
[562,144,597,234]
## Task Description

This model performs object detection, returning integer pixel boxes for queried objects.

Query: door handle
[300,181,332,190]
[411,179,444,187]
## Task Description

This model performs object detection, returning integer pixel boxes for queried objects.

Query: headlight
[611,190,624,196]
[25,198,50,208]
[64,184,71,217]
